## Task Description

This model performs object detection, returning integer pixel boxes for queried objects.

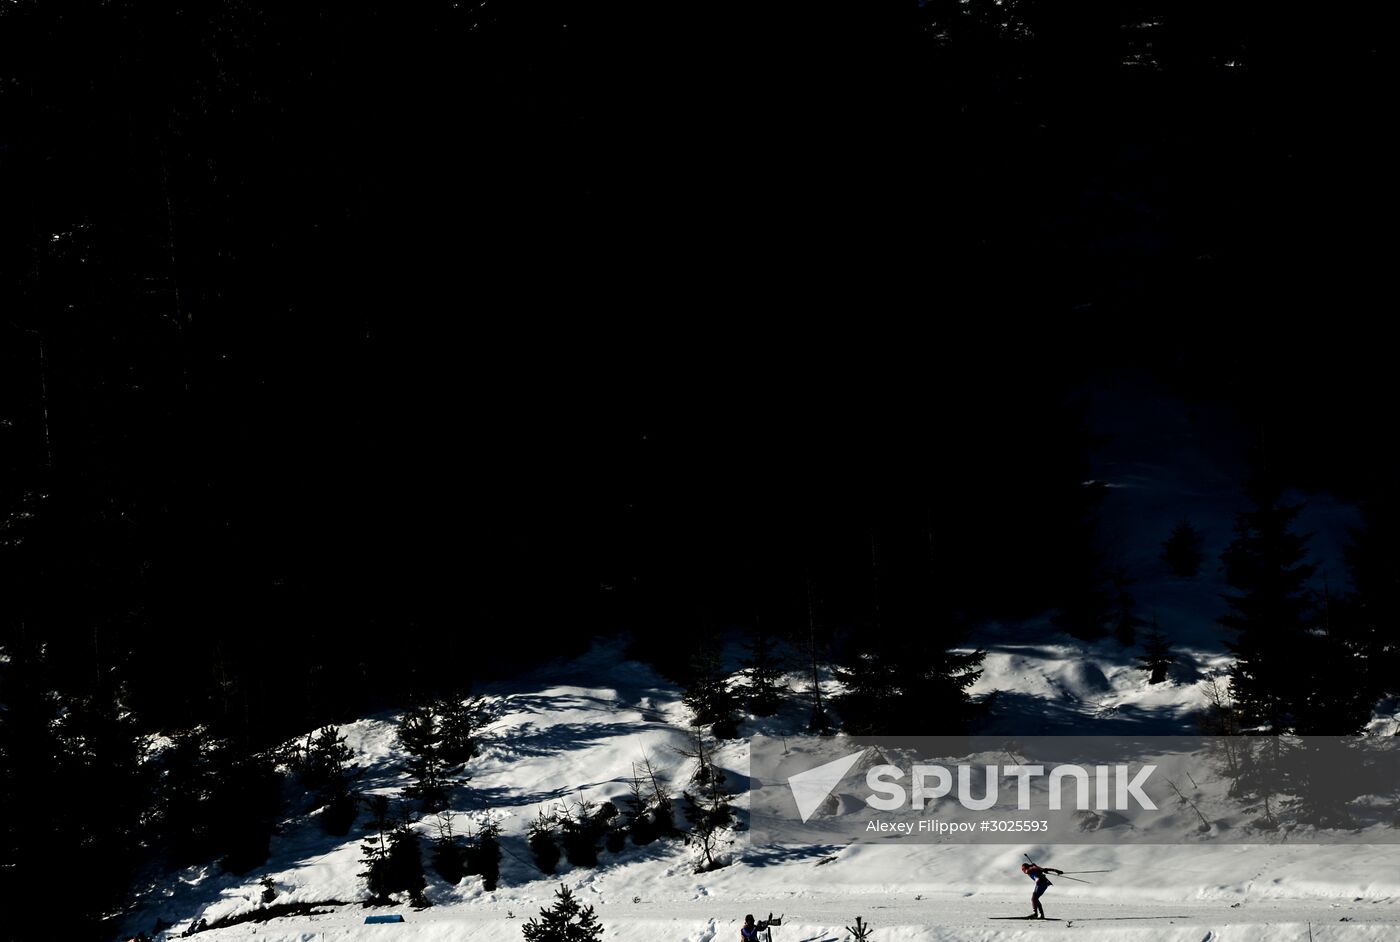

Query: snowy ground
[122,636,1400,942]
[166,895,1400,942]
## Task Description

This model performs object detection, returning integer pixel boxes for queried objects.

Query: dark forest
[1,1,1395,938]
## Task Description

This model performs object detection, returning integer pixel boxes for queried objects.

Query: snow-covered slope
[120,636,1400,942]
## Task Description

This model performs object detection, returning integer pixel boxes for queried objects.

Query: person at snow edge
[1022,862,1064,919]
[741,913,781,940]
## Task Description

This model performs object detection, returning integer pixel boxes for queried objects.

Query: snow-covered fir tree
[521,883,605,942]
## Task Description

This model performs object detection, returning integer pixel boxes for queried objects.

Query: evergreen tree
[41,684,152,926]
[301,725,358,834]
[0,646,152,941]
[528,807,562,875]
[845,915,875,940]
[835,631,982,735]
[620,766,656,845]
[740,629,786,717]
[621,752,676,844]
[430,811,467,885]
[386,821,429,908]
[155,729,281,873]
[676,727,735,872]
[360,795,395,905]
[558,795,604,867]
[833,649,900,735]
[360,798,427,906]
[681,645,739,739]
[1136,623,1176,684]
[894,631,985,731]
[436,694,485,766]
[1220,473,1369,733]
[464,817,502,891]
[1301,580,1378,735]
[399,705,450,811]
[1162,520,1205,578]
[1220,476,1316,730]
[521,883,605,942]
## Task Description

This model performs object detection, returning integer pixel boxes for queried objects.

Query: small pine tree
[386,820,429,908]
[360,796,394,905]
[845,915,874,940]
[521,883,605,942]
[301,725,354,796]
[677,727,734,872]
[681,787,734,873]
[528,807,562,874]
[1219,474,1318,731]
[436,694,485,766]
[741,629,786,717]
[621,766,656,845]
[302,725,358,834]
[623,752,677,843]
[682,645,739,739]
[431,811,467,885]
[891,631,985,733]
[559,795,602,867]
[833,650,899,735]
[465,818,502,891]
[399,706,451,811]
[360,798,429,907]
[1162,521,1205,578]
[1136,623,1176,684]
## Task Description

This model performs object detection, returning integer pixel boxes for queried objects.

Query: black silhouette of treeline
[1,1,1396,938]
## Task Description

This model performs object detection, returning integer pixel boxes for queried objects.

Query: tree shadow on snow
[486,719,662,759]
[742,844,845,867]
[975,690,1199,735]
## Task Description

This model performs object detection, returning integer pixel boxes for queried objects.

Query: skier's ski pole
[1022,854,1096,883]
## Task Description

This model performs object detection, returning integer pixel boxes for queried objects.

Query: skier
[1021,861,1064,919]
